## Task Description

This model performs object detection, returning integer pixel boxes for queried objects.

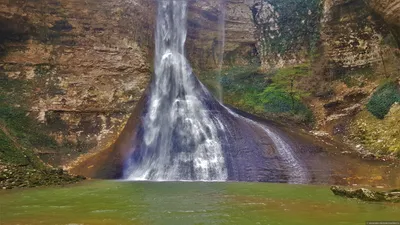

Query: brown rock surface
[186,0,258,71]
[321,0,391,71]
[367,0,400,44]
[331,185,400,202]
[0,0,156,166]
[368,0,400,27]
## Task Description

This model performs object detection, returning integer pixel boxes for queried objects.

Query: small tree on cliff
[269,64,310,113]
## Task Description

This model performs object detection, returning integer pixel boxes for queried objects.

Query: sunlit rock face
[186,0,399,73]
[185,0,398,74]
[0,0,155,165]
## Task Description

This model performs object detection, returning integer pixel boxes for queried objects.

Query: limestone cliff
[251,0,322,70]
[249,0,399,71]
[186,0,258,71]
[368,0,400,44]
[0,0,155,166]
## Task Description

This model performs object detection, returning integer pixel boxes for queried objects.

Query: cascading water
[123,0,227,181]
[123,0,309,183]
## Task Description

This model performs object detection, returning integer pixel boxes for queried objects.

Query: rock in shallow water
[330,186,400,203]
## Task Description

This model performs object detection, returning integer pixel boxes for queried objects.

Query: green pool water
[0,181,399,225]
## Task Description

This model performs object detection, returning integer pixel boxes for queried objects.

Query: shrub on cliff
[366,81,400,119]
[259,86,313,123]
[199,66,314,125]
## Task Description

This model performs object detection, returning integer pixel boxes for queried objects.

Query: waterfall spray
[216,0,226,102]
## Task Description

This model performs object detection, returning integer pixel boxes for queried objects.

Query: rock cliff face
[322,0,384,70]
[186,0,258,71]
[186,0,400,74]
[0,0,155,165]
[368,0,400,44]
[249,0,398,72]
[251,0,322,70]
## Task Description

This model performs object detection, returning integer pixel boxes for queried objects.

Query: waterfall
[123,0,309,184]
[123,0,227,181]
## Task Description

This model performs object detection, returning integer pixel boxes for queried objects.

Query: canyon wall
[368,0,400,44]
[250,0,399,71]
[0,0,155,165]
[187,0,399,75]
[186,0,259,71]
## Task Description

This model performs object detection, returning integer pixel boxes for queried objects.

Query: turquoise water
[1,181,399,225]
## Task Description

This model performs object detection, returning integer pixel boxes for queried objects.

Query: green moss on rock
[34,64,54,78]
[0,98,58,149]
[331,185,399,202]
[252,0,323,57]
[0,130,30,166]
[350,103,400,156]
[0,164,85,189]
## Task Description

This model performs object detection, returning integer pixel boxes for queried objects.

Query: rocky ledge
[331,185,400,203]
[0,164,85,189]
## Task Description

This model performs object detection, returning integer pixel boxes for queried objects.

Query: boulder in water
[330,186,400,203]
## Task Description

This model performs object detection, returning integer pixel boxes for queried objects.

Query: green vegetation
[350,104,400,156]
[0,76,84,189]
[353,81,400,156]
[0,75,61,166]
[0,130,30,165]
[366,81,400,119]
[0,76,58,151]
[0,74,32,103]
[0,98,58,150]
[252,0,322,56]
[34,64,54,77]
[259,86,313,122]
[199,65,314,125]
[0,72,81,164]
[0,95,54,170]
